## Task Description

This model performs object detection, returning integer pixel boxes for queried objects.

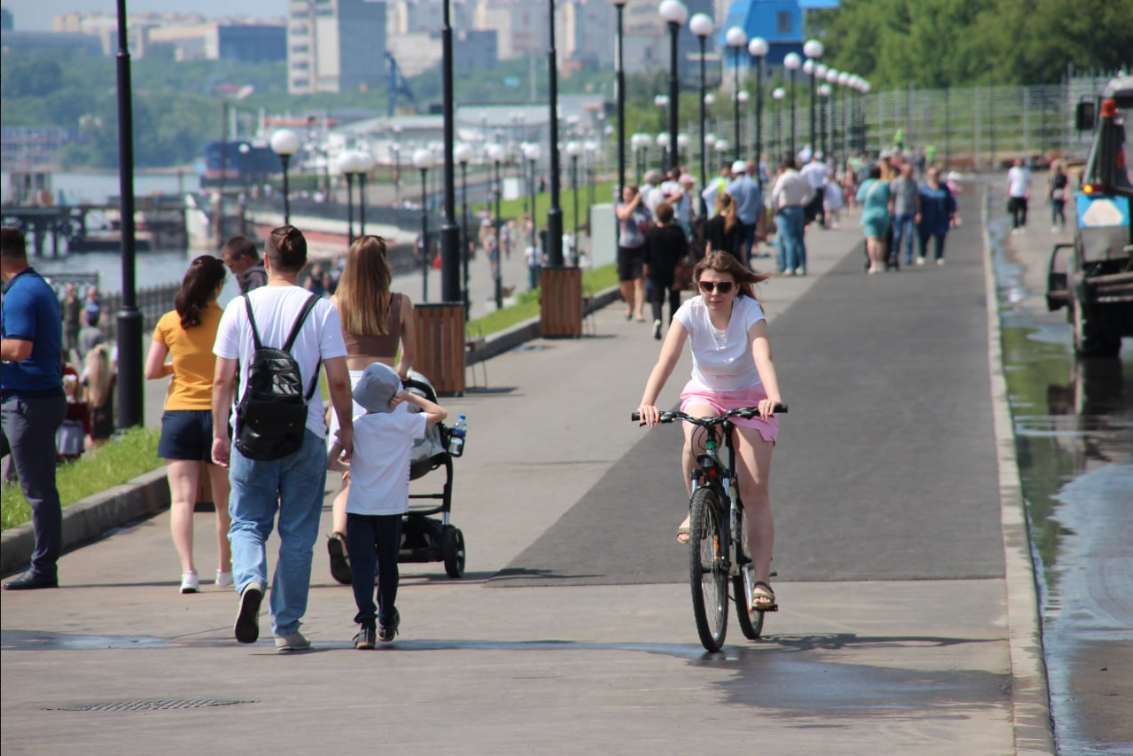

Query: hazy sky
[4,0,286,32]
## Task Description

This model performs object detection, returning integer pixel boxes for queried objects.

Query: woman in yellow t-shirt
[144,255,231,594]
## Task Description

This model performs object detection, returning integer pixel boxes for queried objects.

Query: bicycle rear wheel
[732,505,765,640]
[689,487,729,652]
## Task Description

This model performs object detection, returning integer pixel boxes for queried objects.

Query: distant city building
[387,0,474,35]
[559,0,613,70]
[620,0,714,73]
[1,8,14,32]
[0,30,103,57]
[49,12,285,61]
[288,0,388,94]
[472,0,548,62]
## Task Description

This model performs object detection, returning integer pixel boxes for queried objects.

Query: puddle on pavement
[991,217,1133,755]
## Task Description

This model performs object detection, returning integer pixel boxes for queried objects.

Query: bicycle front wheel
[732,505,765,640]
[689,487,729,652]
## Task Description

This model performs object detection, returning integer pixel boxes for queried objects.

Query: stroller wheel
[443,527,466,579]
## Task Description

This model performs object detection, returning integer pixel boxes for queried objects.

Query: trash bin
[414,302,466,396]
[540,266,583,338]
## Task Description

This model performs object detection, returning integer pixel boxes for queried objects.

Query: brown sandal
[327,532,352,585]
[751,581,778,612]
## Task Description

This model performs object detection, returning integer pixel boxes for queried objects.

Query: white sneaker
[180,572,199,594]
[916,256,926,266]
[652,320,662,340]
[216,570,234,587]
[936,259,946,266]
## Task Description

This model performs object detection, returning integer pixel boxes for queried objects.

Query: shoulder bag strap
[242,294,262,351]
[280,293,323,402]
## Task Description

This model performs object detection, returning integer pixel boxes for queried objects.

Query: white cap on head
[731,160,747,174]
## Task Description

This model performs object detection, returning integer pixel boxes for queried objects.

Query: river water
[990,214,1133,754]
[4,171,228,296]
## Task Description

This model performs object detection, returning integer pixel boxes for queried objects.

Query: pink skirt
[679,379,779,444]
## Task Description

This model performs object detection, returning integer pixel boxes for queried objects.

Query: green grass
[474,181,616,233]
[1,426,162,531]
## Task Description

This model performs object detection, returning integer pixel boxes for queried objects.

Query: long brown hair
[715,192,738,234]
[336,235,393,336]
[174,255,226,329]
[84,344,113,409]
[693,251,772,300]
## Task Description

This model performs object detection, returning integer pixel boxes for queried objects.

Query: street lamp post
[748,36,768,186]
[114,0,142,429]
[690,13,713,217]
[783,53,801,158]
[487,143,506,310]
[803,39,824,156]
[413,147,434,302]
[337,151,357,245]
[523,142,541,263]
[271,128,300,226]
[440,0,461,304]
[725,26,747,163]
[613,0,628,207]
[631,133,652,184]
[654,94,670,136]
[656,132,671,172]
[455,142,473,313]
[837,71,851,169]
[566,141,582,265]
[659,1,687,173]
[824,68,840,166]
[772,87,785,162]
[355,150,373,236]
[546,0,564,267]
[818,84,832,164]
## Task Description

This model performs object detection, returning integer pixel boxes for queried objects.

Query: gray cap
[352,362,401,414]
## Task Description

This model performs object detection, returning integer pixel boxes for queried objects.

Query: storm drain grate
[48,699,257,712]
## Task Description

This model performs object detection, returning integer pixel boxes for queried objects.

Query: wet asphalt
[990,206,1133,755]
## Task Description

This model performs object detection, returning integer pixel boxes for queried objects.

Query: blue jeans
[776,207,806,272]
[1,394,66,579]
[347,513,403,629]
[892,213,917,263]
[228,429,328,636]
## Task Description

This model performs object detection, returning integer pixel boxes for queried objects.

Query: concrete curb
[1,286,623,575]
[1,467,171,576]
[980,188,1057,755]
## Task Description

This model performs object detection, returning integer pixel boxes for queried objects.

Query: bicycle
[631,404,787,652]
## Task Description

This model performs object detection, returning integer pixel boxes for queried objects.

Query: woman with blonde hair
[326,235,417,584]
[144,254,232,593]
[705,192,743,257]
[637,252,786,612]
[83,344,115,449]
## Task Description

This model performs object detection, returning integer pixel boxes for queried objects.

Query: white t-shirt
[213,285,347,437]
[345,408,428,515]
[800,161,830,190]
[1007,166,1030,198]
[674,295,766,391]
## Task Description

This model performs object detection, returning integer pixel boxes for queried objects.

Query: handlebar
[631,405,788,425]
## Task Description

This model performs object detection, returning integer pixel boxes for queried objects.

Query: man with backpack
[211,225,355,653]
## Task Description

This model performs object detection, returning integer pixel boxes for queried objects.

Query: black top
[643,224,688,284]
[706,215,743,257]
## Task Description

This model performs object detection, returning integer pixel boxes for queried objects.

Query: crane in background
[386,52,418,116]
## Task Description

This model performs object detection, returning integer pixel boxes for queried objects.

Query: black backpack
[234,293,321,461]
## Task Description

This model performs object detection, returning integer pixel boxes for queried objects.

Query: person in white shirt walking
[800,154,830,228]
[770,158,815,276]
[1006,159,1031,233]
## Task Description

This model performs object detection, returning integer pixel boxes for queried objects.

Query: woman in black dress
[644,201,689,340]
[706,192,743,259]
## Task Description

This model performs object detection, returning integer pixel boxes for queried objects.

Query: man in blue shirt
[725,160,763,268]
[1,227,66,590]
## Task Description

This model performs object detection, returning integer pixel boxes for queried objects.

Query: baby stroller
[328,370,466,583]
[399,370,466,578]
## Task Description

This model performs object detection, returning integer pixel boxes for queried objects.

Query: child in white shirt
[327,362,446,648]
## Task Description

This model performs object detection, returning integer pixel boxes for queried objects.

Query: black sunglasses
[698,280,734,294]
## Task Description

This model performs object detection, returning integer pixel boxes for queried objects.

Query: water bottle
[448,415,467,457]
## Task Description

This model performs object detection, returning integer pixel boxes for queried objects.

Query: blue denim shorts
[158,409,215,461]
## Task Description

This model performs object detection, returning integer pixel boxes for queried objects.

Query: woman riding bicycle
[636,251,784,611]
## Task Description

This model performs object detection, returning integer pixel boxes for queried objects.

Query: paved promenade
[2,195,1050,755]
